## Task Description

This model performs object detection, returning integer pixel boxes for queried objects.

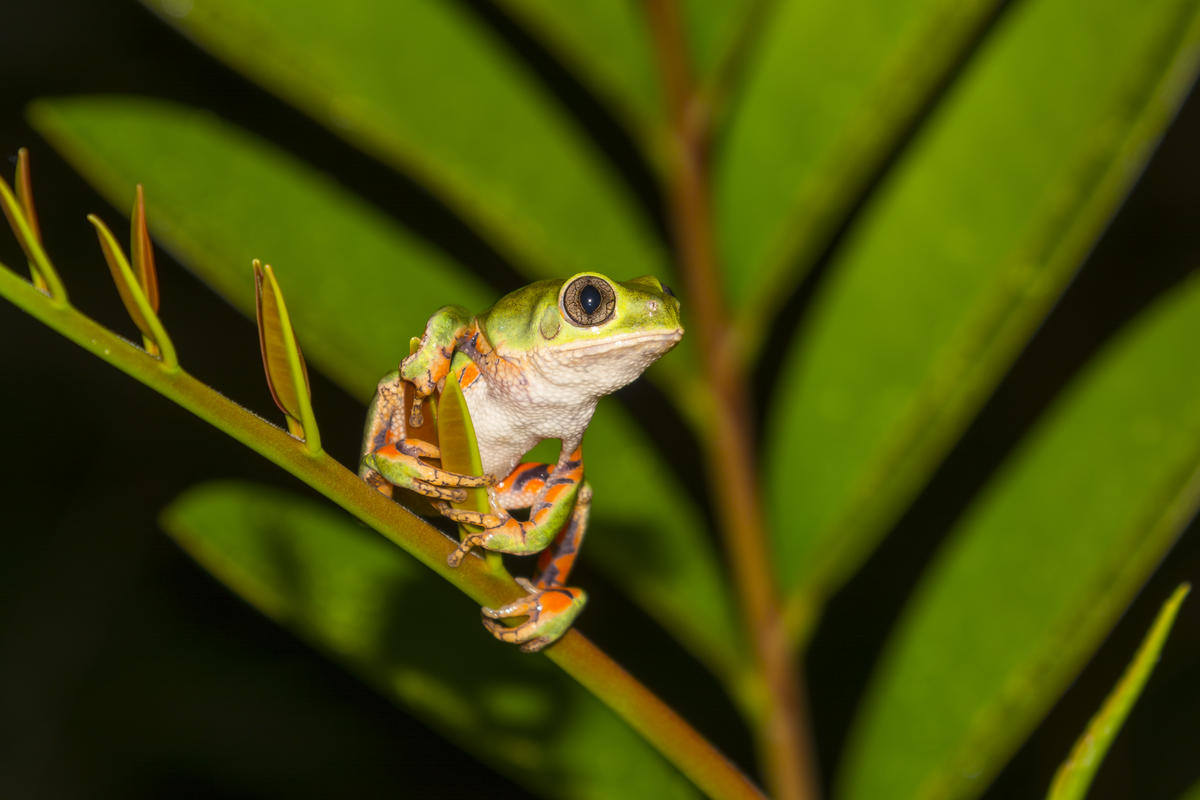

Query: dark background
[1,2,1198,798]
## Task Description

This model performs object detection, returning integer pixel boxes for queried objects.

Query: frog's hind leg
[480,481,591,652]
[438,451,590,652]
[531,480,591,590]
[359,371,406,496]
[441,449,585,562]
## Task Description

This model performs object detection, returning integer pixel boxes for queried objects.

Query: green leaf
[717,0,1004,321]
[763,0,1200,610]
[492,0,662,143]
[1179,778,1200,800]
[140,0,667,284]
[86,212,177,369]
[161,481,700,800]
[13,148,49,293]
[32,96,493,395]
[489,1,766,140]
[1047,583,1190,800]
[438,368,490,518]
[0,164,66,303]
[254,260,318,448]
[31,97,742,685]
[584,403,747,687]
[836,274,1200,800]
[680,0,762,92]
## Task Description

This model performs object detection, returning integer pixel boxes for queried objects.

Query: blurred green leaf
[1047,583,1189,800]
[492,0,766,140]
[141,0,667,284]
[717,0,1003,320]
[680,0,762,91]
[585,402,746,686]
[162,481,700,800]
[31,96,492,395]
[1180,778,1200,800]
[492,0,662,143]
[32,97,742,685]
[837,274,1200,799]
[764,0,1200,609]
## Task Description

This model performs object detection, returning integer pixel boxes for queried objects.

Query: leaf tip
[131,183,160,312]
[1,151,65,301]
[89,211,176,366]
[253,259,320,452]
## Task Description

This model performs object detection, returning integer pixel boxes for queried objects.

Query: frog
[359,272,683,652]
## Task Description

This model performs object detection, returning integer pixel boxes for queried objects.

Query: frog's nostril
[662,284,675,298]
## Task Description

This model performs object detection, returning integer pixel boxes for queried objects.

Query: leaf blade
[492,0,662,143]
[162,481,701,800]
[836,274,1200,799]
[1046,583,1190,800]
[717,0,1005,321]
[764,0,1200,611]
[254,260,319,449]
[141,0,667,284]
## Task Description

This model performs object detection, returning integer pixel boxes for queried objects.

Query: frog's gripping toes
[484,579,588,653]
[358,371,488,502]
[443,459,592,653]
[361,272,683,651]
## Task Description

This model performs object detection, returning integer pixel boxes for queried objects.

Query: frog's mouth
[555,328,684,354]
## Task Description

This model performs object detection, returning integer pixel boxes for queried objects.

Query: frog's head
[481,272,684,397]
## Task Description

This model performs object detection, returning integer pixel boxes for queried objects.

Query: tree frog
[360,272,683,652]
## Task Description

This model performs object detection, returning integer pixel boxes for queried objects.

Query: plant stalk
[646,2,820,798]
[0,261,764,800]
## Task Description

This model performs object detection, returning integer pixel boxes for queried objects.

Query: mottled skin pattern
[360,272,683,651]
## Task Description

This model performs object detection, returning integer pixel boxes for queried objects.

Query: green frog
[360,272,683,651]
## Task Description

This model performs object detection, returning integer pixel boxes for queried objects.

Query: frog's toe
[433,503,503,528]
[481,584,587,652]
[447,530,490,567]
[412,482,468,503]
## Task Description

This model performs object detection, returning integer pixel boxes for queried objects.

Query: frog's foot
[436,504,524,568]
[482,578,587,653]
[443,523,498,567]
[362,439,489,502]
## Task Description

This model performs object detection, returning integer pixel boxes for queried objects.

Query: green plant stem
[0,262,764,800]
[645,2,819,798]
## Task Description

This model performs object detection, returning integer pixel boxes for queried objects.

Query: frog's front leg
[437,449,590,652]
[359,370,489,502]
[401,305,476,397]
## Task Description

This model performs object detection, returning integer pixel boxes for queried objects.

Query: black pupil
[580,284,602,315]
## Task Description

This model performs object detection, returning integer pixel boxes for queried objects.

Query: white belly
[462,375,597,481]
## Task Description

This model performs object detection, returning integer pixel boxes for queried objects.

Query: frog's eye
[562,275,617,327]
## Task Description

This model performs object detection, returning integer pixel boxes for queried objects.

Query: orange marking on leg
[377,442,403,458]
[540,589,576,615]
[457,361,481,390]
[541,483,568,505]
[551,552,576,577]
[497,462,550,500]
[428,359,450,387]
